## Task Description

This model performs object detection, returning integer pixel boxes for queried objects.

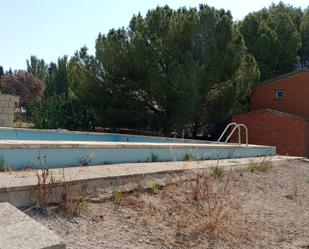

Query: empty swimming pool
[0,127,276,169]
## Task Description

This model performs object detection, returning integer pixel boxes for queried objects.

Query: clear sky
[0,0,308,70]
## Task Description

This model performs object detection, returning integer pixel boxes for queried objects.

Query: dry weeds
[175,170,244,243]
[29,160,309,249]
[36,169,88,216]
[112,170,247,247]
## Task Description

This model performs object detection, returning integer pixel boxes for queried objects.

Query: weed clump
[149,181,159,194]
[35,169,88,217]
[111,188,145,209]
[247,163,256,173]
[116,194,145,209]
[36,169,56,210]
[112,189,121,201]
[147,153,160,162]
[0,155,11,172]
[211,165,225,177]
[183,153,199,161]
[58,180,88,217]
[247,158,272,173]
[177,171,233,239]
[0,166,11,172]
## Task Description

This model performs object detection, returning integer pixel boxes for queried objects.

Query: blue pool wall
[0,146,276,170]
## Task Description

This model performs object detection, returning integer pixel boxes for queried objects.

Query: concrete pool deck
[0,202,65,249]
[0,155,299,207]
[0,155,301,249]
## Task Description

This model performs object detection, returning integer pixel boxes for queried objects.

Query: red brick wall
[251,72,309,117]
[304,122,309,158]
[232,110,309,157]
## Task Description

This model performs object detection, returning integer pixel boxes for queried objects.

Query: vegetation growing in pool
[147,153,160,162]
[183,153,200,161]
[0,155,11,172]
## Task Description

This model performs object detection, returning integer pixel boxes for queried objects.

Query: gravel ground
[27,160,309,249]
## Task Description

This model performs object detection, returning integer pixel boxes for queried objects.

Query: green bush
[29,94,94,131]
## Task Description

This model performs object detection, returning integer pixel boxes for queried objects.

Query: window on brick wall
[275,90,285,99]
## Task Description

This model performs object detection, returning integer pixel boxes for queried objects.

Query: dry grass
[36,169,56,210]
[29,161,309,249]
[111,170,245,246]
[247,157,272,173]
[35,169,88,217]
[58,180,89,217]
[183,153,200,161]
[116,193,145,209]
[176,171,233,240]
[211,165,225,177]
[0,166,12,172]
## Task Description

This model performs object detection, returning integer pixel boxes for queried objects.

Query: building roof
[253,69,309,89]
[234,109,309,121]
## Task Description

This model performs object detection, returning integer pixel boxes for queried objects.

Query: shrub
[29,94,94,131]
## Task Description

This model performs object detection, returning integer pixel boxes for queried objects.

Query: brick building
[232,69,309,157]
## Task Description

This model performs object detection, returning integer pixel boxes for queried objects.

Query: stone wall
[0,94,19,127]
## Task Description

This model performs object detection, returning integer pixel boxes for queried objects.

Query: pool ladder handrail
[217,122,248,145]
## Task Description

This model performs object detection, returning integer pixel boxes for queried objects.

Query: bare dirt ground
[27,160,309,249]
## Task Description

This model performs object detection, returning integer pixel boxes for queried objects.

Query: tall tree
[239,2,301,81]
[26,56,48,81]
[28,53,94,130]
[268,1,303,30]
[45,56,69,96]
[27,55,69,96]
[270,12,301,74]
[0,66,4,78]
[300,8,309,65]
[69,5,259,136]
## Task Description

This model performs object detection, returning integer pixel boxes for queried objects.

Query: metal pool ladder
[217,122,248,145]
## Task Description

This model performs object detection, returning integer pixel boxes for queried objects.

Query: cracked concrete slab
[0,202,65,249]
